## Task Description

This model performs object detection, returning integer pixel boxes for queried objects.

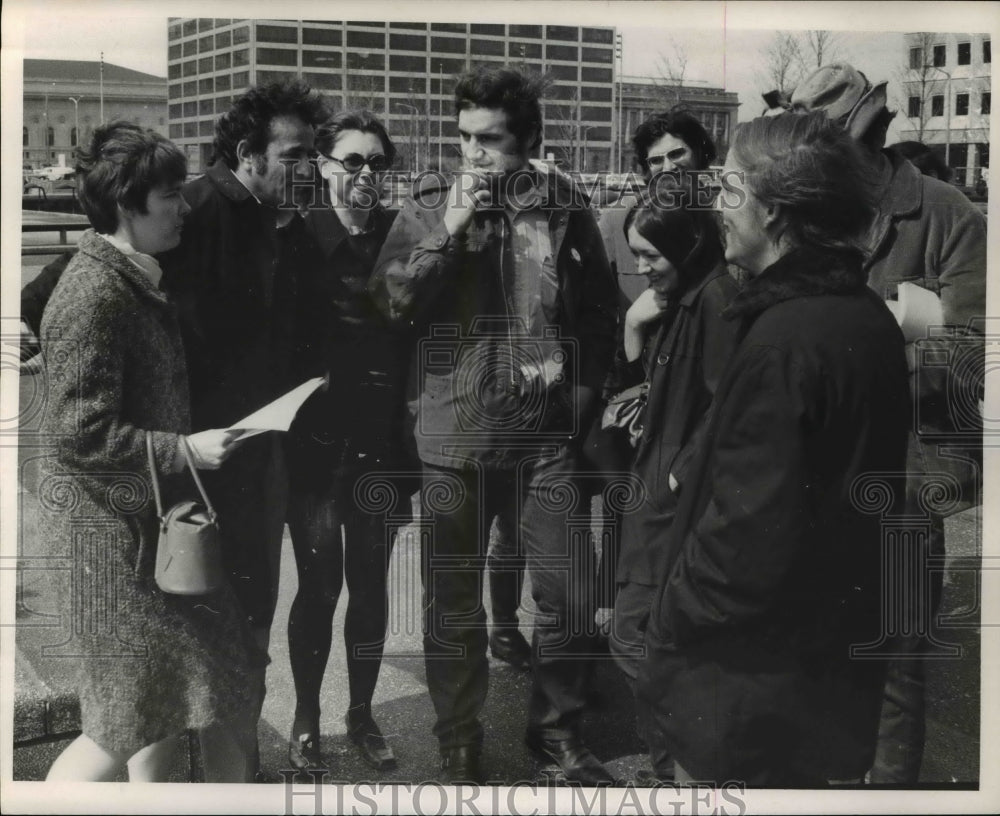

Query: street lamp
[436,61,444,172]
[934,67,953,168]
[581,126,595,172]
[68,97,81,148]
[395,102,418,171]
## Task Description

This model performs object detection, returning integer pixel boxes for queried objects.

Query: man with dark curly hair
[159,79,328,779]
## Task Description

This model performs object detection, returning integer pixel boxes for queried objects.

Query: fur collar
[722,247,865,319]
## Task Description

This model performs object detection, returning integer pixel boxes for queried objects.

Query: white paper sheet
[226,376,326,439]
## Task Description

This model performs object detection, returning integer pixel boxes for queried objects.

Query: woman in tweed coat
[42,123,260,782]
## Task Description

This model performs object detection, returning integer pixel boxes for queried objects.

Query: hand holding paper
[226,376,327,440]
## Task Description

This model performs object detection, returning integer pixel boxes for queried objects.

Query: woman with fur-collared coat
[41,123,261,782]
[637,113,911,786]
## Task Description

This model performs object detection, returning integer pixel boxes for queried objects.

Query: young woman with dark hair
[284,109,408,773]
[606,191,743,782]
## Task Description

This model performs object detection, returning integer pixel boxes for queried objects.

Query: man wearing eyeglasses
[159,79,327,781]
[370,65,618,785]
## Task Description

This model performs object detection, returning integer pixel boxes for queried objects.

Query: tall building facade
[615,78,740,170]
[166,18,617,173]
[23,59,167,167]
[900,31,991,188]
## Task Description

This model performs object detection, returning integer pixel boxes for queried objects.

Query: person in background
[283,110,406,773]
[639,112,910,786]
[790,62,987,785]
[607,194,742,783]
[41,122,258,782]
[370,66,618,785]
[159,79,328,780]
[891,140,953,183]
[599,110,717,293]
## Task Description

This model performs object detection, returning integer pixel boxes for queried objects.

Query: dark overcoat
[613,258,743,586]
[638,247,910,784]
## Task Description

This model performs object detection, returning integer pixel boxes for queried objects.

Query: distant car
[24,166,77,197]
[32,165,77,183]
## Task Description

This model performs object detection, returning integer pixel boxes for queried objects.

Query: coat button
[657,353,670,365]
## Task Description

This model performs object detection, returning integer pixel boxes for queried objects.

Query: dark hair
[315,109,397,166]
[632,110,716,174]
[453,66,545,152]
[892,140,953,183]
[212,79,328,168]
[75,121,187,234]
[730,112,876,255]
[623,190,723,287]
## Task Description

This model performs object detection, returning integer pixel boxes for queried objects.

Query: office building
[166,18,618,173]
[899,32,991,187]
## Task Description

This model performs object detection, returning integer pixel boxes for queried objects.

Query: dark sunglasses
[326,153,390,173]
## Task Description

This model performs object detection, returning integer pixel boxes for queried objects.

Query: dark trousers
[285,474,395,728]
[421,451,598,750]
[610,581,673,777]
[871,513,946,783]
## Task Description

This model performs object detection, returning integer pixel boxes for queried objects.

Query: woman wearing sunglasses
[284,110,408,773]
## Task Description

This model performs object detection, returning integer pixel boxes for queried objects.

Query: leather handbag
[146,432,225,595]
[601,381,650,448]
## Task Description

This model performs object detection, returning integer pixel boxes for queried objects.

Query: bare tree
[544,87,584,170]
[757,32,804,104]
[656,38,690,111]
[344,73,387,115]
[799,30,841,70]
[897,32,941,142]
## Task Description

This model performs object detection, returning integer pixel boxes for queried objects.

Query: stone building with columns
[23,59,167,169]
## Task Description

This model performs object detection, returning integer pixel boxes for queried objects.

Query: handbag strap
[146,431,165,520]
[179,436,217,522]
[145,432,218,523]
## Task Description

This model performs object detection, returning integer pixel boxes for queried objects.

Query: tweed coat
[37,230,262,754]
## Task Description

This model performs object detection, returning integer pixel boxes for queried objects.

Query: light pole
[933,66,953,168]
[615,34,624,173]
[581,126,595,172]
[68,97,81,148]
[99,52,105,124]
[395,102,418,171]
[437,61,444,172]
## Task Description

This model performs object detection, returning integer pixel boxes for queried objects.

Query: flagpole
[100,52,105,124]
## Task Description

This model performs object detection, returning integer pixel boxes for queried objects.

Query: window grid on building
[167,18,618,173]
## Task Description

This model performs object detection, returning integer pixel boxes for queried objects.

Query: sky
[5,0,996,142]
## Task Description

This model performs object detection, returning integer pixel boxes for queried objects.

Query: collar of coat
[306,205,392,260]
[78,230,172,307]
[722,246,866,320]
[864,148,923,266]
[207,161,257,203]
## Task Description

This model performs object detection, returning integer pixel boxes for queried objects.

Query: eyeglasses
[326,153,390,173]
[646,148,691,168]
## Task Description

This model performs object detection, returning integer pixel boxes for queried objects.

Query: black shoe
[440,745,485,785]
[634,767,675,786]
[346,712,397,771]
[288,732,325,771]
[525,732,615,786]
[489,628,532,671]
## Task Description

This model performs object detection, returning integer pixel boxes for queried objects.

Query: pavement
[7,327,984,791]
